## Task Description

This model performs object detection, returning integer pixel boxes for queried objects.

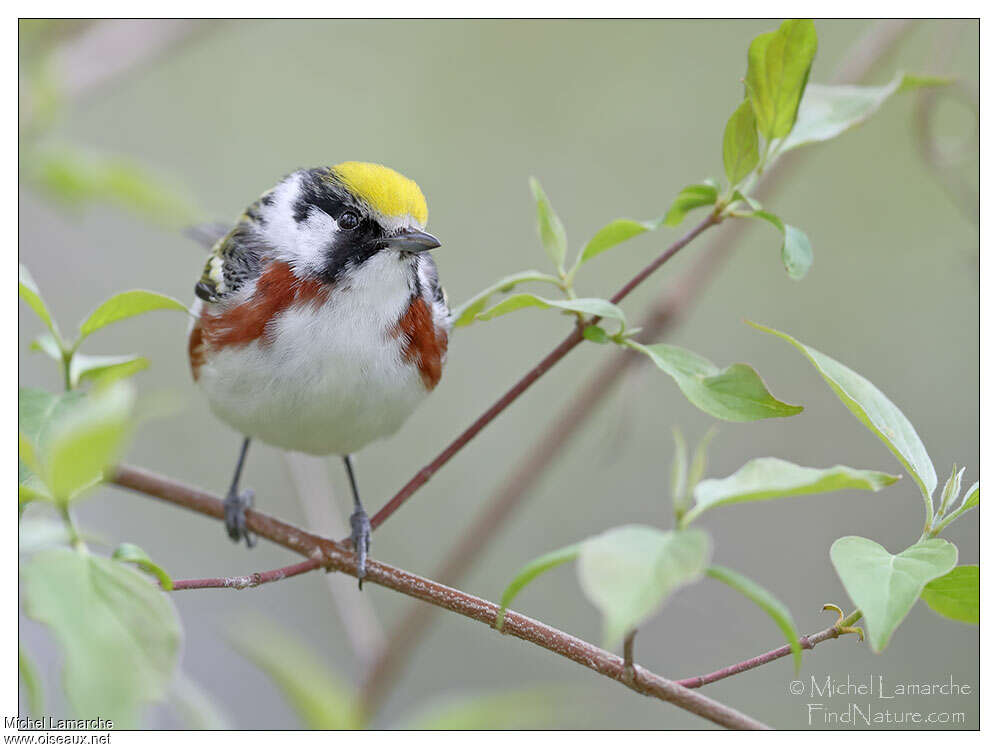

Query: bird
[187,162,449,585]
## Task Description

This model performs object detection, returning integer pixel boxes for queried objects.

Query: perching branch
[111,464,768,730]
[365,211,722,533]
[358,19,917,712]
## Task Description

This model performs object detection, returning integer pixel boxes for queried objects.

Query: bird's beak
[385,229,441,253]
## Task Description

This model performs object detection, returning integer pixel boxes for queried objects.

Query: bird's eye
[339,211,360,230]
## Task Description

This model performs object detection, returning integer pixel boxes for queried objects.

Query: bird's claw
[350,508,371,589]
[224,488,257,548]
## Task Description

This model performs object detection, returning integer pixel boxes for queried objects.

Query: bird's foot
[224,488,257,548]
[349,508,371,588]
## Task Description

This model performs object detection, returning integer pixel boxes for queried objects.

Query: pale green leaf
[723,99,760,185]
[579,217,660,264]
[230,623,362,730]
[79,290,188,340]
[496,543,581,629]
[686,457,899,525]
[830,536,957,652]
[19,388,83,502]
[70,353,149,388]
[687,426,718,493]
[113,543,173,590]
[476,293,627,329]
[44,383,135,503]
[778,72,951,155]
[451,270,561,328]
[939,464,966,513]
[529,177,568,272]
[707,565,802,671]
[21,548,182,727]
[665,183,718,227]
[921,565,978,624]
[19,643,44,717]
[30,332,62,361]
[577,526,711,649]
[629,341,802,422]
[747,212,812,279]
[749,322,938,503]
[745,19,818,140]
[168,673,231,730]
[19,264,60,339]
[782,225,813,280]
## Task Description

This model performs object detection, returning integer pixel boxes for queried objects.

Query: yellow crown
[330,162,428,226]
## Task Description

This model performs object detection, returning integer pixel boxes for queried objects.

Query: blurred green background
[19,19,978,729]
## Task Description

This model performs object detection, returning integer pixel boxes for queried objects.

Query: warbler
[187,163,449,584]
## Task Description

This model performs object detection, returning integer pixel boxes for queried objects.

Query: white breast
[195,254,431,456]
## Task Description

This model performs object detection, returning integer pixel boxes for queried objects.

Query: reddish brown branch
[677,618,859,689]
[171,559,321,591]
[111,464,768,730]
[366,211,721,532]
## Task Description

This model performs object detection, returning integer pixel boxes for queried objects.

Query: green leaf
[451,270,562,328]
[30,332,62,361]
[939,464,966,513]
[706,565,802,671]
[21,548,182,727]
[722,99,760,185]
[475,294,627,329]
[665,183,718,227]
[43,382,135,503]
[22,144,197,228]
[529,177,568,272]
[399,687,573,729]
[749,322,938,504]
[19,388,83,502]
[168,673,231,730]
[19,264,60,339]
[687,426,718,493]
[830,536,957,652]
[685,458,899,525]
[921,565,978,624]
[629,341,802,422]
[781,225,813,280]
[19,643,44,717]
[70,353,150,388]
[937,481,979,532]
[113,543,173,590]
[778,72,951,155]
[495,543,581,629]
[582,325,610,344]
[579,217,660,264]
[747,211,813,279]
[78,290,188,341]
[745,19,818,140]
[577,525,711,649]
[230,623,363,729]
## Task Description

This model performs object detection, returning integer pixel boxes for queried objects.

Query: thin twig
[110,464,768,730]
[677,611,865,689]
[366,212,721,533]
[357,19,917,712]
[171,559,321,591]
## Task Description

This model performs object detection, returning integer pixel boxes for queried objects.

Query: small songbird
[187,163,449,583]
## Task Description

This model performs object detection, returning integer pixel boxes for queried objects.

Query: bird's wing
[194,217,270,304]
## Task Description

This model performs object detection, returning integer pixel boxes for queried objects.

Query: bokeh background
[19,19,979,729]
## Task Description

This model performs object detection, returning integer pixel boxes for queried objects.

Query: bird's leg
[343,454,371,588]
[223,437,256,548]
